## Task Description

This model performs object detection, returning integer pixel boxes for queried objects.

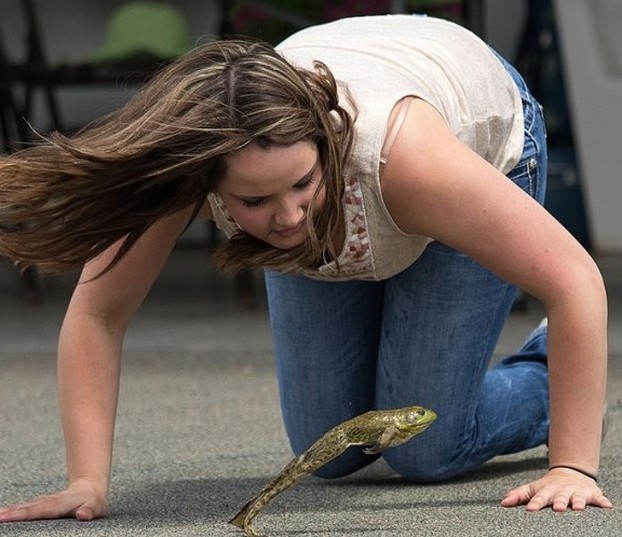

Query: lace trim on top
[303,175,375,279]
[208,192,241,234]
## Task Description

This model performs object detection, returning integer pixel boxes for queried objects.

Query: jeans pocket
[508,156,539,199]
[507,98,547,204]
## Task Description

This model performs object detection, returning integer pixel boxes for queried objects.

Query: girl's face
[217,140,325,249]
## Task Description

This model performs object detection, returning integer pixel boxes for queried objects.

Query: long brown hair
[0,39,354,274]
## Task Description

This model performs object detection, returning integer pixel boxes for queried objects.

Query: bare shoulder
[379,97,470,236]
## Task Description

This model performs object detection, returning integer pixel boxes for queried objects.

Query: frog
[229,405,437,537]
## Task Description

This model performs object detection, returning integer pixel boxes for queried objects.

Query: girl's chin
[267,232,307,250]
[270,238,306,250]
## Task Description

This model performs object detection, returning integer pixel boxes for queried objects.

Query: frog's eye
[405,410,424,423]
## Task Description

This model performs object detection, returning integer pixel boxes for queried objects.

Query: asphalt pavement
[1,248,620,537]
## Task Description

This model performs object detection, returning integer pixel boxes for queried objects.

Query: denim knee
[381,443,464,483]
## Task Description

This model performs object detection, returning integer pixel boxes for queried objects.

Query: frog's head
[396,406,437,435]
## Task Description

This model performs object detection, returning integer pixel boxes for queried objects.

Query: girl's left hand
[501,467,613,511]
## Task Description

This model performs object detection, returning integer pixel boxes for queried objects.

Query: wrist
[68,475,110,498]
[549,465,598,482]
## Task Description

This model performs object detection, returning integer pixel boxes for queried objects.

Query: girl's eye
[241,198,265,208]
[294,175,316,191]
[239,170,317,207]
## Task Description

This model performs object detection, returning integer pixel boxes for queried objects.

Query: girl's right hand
[0,478,109,523]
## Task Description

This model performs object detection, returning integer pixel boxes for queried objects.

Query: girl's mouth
[273,220,305,237]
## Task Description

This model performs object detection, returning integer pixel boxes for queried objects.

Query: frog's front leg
[363,426,399,454]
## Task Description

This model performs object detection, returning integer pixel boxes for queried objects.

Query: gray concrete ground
[0,249,621,537]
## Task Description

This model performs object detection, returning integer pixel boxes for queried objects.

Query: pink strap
[380,97,412,166]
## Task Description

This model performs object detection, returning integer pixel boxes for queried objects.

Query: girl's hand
[501,467,613,511]
[0,478,109,523]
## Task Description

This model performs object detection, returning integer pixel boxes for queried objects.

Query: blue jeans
[264,54,549,482]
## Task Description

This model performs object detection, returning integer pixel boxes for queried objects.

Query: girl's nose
[274,200,306,228]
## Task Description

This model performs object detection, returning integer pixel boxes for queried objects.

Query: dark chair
[0,16,42,302]
[0,29,22,153]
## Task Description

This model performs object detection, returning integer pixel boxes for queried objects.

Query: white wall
[484,0,526,60]
[554,0,622,254]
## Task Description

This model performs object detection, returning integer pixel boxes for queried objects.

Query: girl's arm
[0,206,199,522]
[381,98,610,511]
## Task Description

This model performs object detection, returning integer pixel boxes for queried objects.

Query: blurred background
[1,0,621,304]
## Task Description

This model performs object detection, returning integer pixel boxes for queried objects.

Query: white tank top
[208,15,524,281]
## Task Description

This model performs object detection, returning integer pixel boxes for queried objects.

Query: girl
[0,15,610,521]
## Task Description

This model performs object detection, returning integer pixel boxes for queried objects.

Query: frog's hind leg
[229,455,308,535]
[229,430,353,536]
